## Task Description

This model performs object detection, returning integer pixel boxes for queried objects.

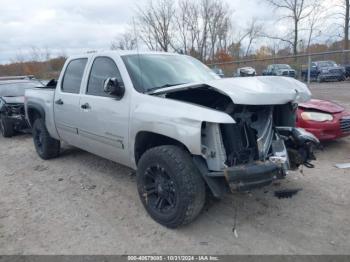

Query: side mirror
[103,77,125,99]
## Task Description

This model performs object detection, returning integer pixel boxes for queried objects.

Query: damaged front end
[151,77,317,197]
[199,103,319,195]
[0,98,28,132]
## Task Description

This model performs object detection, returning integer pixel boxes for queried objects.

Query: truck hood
[1,96,24,104]
[151,76,311,105]
[321,65,344,71]
[299,99,344,114]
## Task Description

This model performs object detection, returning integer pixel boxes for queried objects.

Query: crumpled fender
[130,94,235,166]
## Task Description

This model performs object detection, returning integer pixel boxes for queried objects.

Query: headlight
[301,111,333,122]
[321,69,329,73]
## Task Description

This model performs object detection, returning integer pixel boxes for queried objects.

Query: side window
[87,57,123,97]
[62,58,88,94]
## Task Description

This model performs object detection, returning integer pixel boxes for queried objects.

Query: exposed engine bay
[0,98,28,133]
[159,85,319,193]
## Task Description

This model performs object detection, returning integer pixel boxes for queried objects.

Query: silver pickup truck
[25,51,319,228]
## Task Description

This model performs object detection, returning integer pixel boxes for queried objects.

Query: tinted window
[87,57,123,97]
[62,59,87,94]
[318,61,337,68]
[275,64,291,69]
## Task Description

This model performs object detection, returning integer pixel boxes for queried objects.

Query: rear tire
[137,145,206,228]
[0,115,14,138]
[32,118,60,160]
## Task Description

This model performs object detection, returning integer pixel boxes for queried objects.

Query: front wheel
[32,118,60,160]
[137,145,206,228]
[0,115,14,138]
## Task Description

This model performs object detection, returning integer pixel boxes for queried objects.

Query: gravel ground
[0,81,349,255]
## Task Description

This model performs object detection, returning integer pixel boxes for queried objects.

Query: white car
[235,67,256,77]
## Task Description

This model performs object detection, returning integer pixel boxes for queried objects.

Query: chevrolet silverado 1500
[25,51,319,228]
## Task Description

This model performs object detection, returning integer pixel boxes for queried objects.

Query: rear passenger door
[77,56,130,166]
[54,58,88,146]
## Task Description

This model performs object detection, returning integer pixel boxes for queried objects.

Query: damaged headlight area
[200,103,319,193]
[301,111,333,122]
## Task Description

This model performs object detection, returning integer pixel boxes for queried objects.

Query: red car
[297,99,350,141]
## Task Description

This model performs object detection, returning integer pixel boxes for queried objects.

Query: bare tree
[265,0,316,56]
[346,0,350,54]
[244,19,264,56]
[339,0,350,61]
[173,0,191,53]
[111,32,137,50]
[207,0,232,60]
[303,1,326,51]
[136,0,175,52]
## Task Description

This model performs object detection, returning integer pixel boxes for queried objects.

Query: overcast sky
[0,0,339,64]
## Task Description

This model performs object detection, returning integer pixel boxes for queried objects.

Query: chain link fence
[208,50,350,84]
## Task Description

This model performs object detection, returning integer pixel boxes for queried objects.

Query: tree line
[111,0,350,63]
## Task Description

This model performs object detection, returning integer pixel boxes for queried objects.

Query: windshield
[275,64,291,70]
[318,61,337,68]
[122,54,219,93]
[0,81,43,97]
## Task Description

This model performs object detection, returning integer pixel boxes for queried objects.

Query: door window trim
[61,58,88,94]
[85,56,124,98]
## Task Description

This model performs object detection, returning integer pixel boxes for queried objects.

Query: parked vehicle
[262,64,296,78]
[297,99,350,141]
[0,76,43,137]
[235,67,256,77]
[301,61,346,82]
[343,64,350,78]
[25,51,318,228]
[211,66,225,78]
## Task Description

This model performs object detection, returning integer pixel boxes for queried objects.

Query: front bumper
[319,72,344,80]
[4,115,28,131]
[224,161,280,191]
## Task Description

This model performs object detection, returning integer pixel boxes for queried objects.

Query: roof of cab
[67,50,181,60]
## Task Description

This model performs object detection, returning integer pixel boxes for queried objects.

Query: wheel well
[134,131,189,164]
[27,107,44,126]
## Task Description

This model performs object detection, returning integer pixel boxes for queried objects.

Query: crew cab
[25,51,319,228]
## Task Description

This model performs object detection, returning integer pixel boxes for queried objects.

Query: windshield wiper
[146,83,188,93]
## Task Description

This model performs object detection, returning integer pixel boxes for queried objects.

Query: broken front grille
[7,104,24,116]
[340,117,350,133]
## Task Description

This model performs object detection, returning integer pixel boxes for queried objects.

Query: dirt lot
[0,81,350,255]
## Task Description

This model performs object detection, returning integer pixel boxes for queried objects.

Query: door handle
[81,103,91,110]
[55,99,64,105]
